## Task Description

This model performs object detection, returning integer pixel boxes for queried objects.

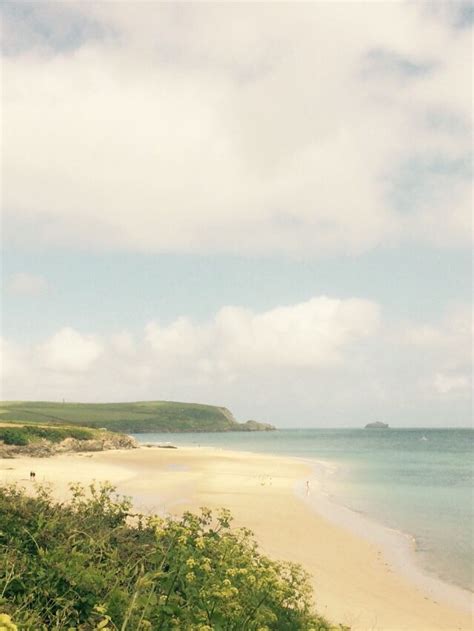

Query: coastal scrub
[0,482,346,630]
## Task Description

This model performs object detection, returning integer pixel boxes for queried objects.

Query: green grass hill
[0,401,275,434]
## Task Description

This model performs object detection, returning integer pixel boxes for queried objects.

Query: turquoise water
[131,428,473,592]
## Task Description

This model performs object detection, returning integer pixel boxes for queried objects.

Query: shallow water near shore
[132,428,474,594]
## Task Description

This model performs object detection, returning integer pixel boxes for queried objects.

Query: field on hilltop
[0,401,274,433]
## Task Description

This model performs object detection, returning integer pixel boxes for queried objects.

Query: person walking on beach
[30,471,36,481]
[306,480,310,496]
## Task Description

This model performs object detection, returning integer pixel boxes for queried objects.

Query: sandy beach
[1,446,472,631]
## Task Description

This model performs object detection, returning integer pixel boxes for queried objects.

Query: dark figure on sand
[30,471,36,481]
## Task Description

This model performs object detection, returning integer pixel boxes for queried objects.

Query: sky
[1,1,472,427]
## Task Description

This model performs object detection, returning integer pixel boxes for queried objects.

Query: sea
[130,428,473,594]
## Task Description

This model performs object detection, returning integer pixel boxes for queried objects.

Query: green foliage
[0,425,94,446]
[0,429,29,446]
[0,401,272,433]
[0,483,344,630]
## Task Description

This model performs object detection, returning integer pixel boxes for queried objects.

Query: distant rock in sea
[365,421,389,429]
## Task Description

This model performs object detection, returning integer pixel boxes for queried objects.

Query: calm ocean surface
[131,428,473,592]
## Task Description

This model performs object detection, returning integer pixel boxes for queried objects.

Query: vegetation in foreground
[0,401,275,433]
[0,483,345,630]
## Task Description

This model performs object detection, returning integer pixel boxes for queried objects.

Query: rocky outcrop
[235,420,276,432]
[0,440,58,459]
[0,433,138,459]
[365,421,389,429]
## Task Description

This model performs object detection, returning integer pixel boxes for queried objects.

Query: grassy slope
[0,401,259,433]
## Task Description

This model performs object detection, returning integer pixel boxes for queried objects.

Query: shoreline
[1,445,472,630]
[139,433,474,601]
[295,459,472,615]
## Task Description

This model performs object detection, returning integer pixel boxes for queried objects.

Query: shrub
[0,483,345,630]
[0,425,94,446]
[36,426,93,441]
[66,427,94,440]
[0,429,29,446]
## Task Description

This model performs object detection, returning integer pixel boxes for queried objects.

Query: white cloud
[0,298,471,425]
[38,327,103,372]
[403,305,472,366]
[144,297,380,376]
[392,305,472,402]
[0,337,26,380]
[213,298,379,368]
[110,331,136,356]
[1,295,380,403]
[2,3,472,256]
[6,272,50,296]
[145,317,208,359]
[433,372,471,395]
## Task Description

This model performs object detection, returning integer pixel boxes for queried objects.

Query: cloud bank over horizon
[1,296,471,426]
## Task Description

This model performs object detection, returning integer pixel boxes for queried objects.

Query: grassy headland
[0,401,275,434]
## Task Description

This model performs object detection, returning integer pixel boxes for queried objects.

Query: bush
[0,425,94,446]
[21,425,93,443]
[0,483,345,630]
[0,429,29,446]
[66,427,94,440]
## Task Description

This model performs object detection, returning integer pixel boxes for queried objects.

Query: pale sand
[1,447,472,631]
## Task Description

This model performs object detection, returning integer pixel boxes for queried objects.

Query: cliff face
[0,433,138,459]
